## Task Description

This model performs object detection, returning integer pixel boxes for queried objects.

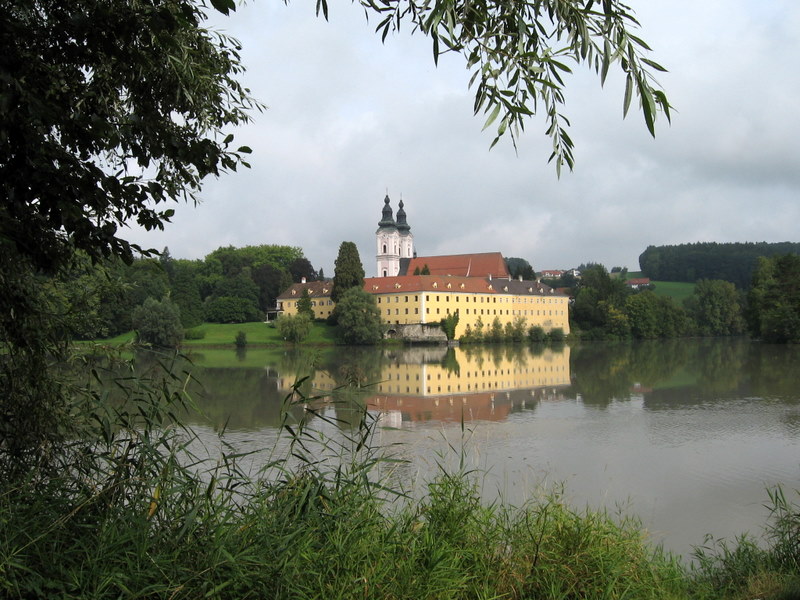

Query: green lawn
[94,321,338,348]
[649,280,695,304]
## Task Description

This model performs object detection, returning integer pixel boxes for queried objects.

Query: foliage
[131,297,184,348]
[547,327,566,342]
[235,330,247,348]
[1,1,259,273]
[333,287,383,345]
[204,295,261,323]
[297,288,315,320]
[505,257,535,280]
[338,0,671,174]
[184,327,206,340]
[529,325,547,342]
[572,264,631,335]
[170,260,204,328]
[639,243,800,288]
[748,254,800,343]
[420,264,431,275]
[684,279,745,337]
[276,313,313,343]
[331,241,365,303]
[440,311,460,341]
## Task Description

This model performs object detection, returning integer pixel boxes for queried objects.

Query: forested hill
[639,242,800,288]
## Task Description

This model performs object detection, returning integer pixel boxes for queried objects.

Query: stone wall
[384,322,447,343]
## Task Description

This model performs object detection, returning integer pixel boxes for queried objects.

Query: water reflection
[95,339,800,558]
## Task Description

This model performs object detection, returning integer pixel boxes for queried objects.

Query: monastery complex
[278,195,570,339]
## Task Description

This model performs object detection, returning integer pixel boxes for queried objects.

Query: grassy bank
[95,320,338,348]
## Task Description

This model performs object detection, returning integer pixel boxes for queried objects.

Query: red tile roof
[364,275,565,297]
[405,252,509,278]
[626,278,651,286]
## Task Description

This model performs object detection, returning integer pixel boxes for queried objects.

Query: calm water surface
[178,339,800,559]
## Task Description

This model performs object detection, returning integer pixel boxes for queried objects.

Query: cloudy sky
[127,0,800,277]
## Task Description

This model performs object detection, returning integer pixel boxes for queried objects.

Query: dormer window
[291,290,296,295]
[395,283,401,289]
[432,282,438,288]
[460,283,465,289]
[447,282,452,289]
[323,288,328,294]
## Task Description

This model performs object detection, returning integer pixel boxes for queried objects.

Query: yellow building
[278,272,569,338]
[277,280,335,321]
[277,195,570,337]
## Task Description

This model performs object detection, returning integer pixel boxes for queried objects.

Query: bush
[548,327,566,343]
[276,313,312,343]
[235,331,247,348]
[131,297,183,348]
[184,327,206,340]
[529,325,547,342]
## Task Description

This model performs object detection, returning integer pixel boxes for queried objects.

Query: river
[152,338,800,559]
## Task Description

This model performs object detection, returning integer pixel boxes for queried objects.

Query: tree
[506,257,535,281]
[333,288,383,345]
[170,261,204,328]
[276,313,312,343]
[2,2,258,274]
[440,311,460,341]
[132,297,184,348]
[748,255,800,343]
[297,289,315,320]
[685,279,745,336]
[331,242,365,303]
[289,257,317,283]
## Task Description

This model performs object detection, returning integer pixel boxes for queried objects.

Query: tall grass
[0,348,797,598]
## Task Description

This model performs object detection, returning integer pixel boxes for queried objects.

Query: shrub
[548,327,566,343]
[131,297,183,348]
[529,325,547,342]
[276,313,312,343]
[184,327,206,340]
[235,331,247,348]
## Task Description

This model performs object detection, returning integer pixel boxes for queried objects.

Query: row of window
[376,294,563,304]
[384,307,564,317]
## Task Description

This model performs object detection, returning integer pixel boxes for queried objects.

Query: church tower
[376,194,413,277]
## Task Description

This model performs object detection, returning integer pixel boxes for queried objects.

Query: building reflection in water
[296,345,571,426]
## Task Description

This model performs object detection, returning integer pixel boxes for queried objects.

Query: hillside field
[649,281,695,304]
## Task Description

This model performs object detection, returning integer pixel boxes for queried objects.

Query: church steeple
[396,199,410,232]
[378,194,396,229]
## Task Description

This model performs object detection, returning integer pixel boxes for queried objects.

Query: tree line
[51,244,319,342]
[638,242,800,288]
[568,257,800,343]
